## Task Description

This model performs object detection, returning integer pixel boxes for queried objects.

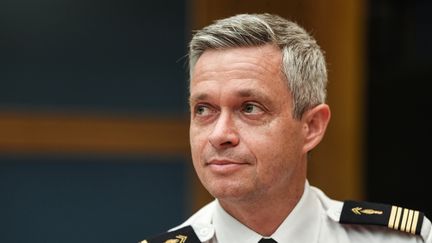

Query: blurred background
[0,0,431,242]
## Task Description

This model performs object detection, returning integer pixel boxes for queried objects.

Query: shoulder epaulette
[340,200,424,235]
[139,225,201,243]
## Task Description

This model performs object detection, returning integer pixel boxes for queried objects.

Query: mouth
[205,159,249,174]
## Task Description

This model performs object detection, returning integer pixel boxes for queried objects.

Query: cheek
[189,126,208,163]
[248,120,303,169]
[189,129,199,158]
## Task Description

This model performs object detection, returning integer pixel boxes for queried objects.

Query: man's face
[189,44,307,202]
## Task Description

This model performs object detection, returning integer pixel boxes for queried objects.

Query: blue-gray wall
[0,156,191,243]
[0,0,189,114]
[0,0,191,242]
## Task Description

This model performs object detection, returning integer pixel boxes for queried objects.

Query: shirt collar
[213,200,262,243]
[271,181,321,243]
[212,181,321,243]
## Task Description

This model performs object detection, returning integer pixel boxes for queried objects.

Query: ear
[301,104,331,153]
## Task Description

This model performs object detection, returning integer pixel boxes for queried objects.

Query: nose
[208,111,240,149]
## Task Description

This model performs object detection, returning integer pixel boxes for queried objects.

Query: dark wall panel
[0,156,192,243]
[0,0,188,115]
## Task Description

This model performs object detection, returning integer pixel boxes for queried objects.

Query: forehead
[189,45,291,104]
[192,45,282,80]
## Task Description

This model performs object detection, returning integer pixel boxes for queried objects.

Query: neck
[219,178,306,236]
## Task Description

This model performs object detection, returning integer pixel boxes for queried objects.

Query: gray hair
[188,13,327,119]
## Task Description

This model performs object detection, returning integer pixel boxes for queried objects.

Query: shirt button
[195,224,215,241]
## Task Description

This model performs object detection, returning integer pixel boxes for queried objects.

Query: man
[141,13,431,243]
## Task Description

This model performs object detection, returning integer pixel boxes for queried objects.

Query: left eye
[242,103,263,114]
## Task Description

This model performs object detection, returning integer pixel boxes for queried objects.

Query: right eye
[194,104,212,116]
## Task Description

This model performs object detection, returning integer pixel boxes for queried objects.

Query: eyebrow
[189,93,208,105]
[189,88,271,105]
[237,89,264,98]
[237,88,273,104]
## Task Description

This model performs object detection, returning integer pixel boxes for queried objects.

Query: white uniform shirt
[171,182,432,243]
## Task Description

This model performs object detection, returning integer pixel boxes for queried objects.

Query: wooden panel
[191,0,304,29]
[302,0,366,201]
[0,111,189,156]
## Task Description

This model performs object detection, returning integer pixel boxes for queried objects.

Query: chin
[204,180,254,201]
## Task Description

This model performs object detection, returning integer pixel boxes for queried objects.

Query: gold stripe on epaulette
[411,211,420,234]
[388,205,397,229]
[401,208,409,232]
[388,206,420,234]
[395,206,403,230]
[406,209,414,233]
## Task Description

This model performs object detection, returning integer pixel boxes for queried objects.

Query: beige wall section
[190,0,366,210]
[302,0,366,202]
[0,111,189,156]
